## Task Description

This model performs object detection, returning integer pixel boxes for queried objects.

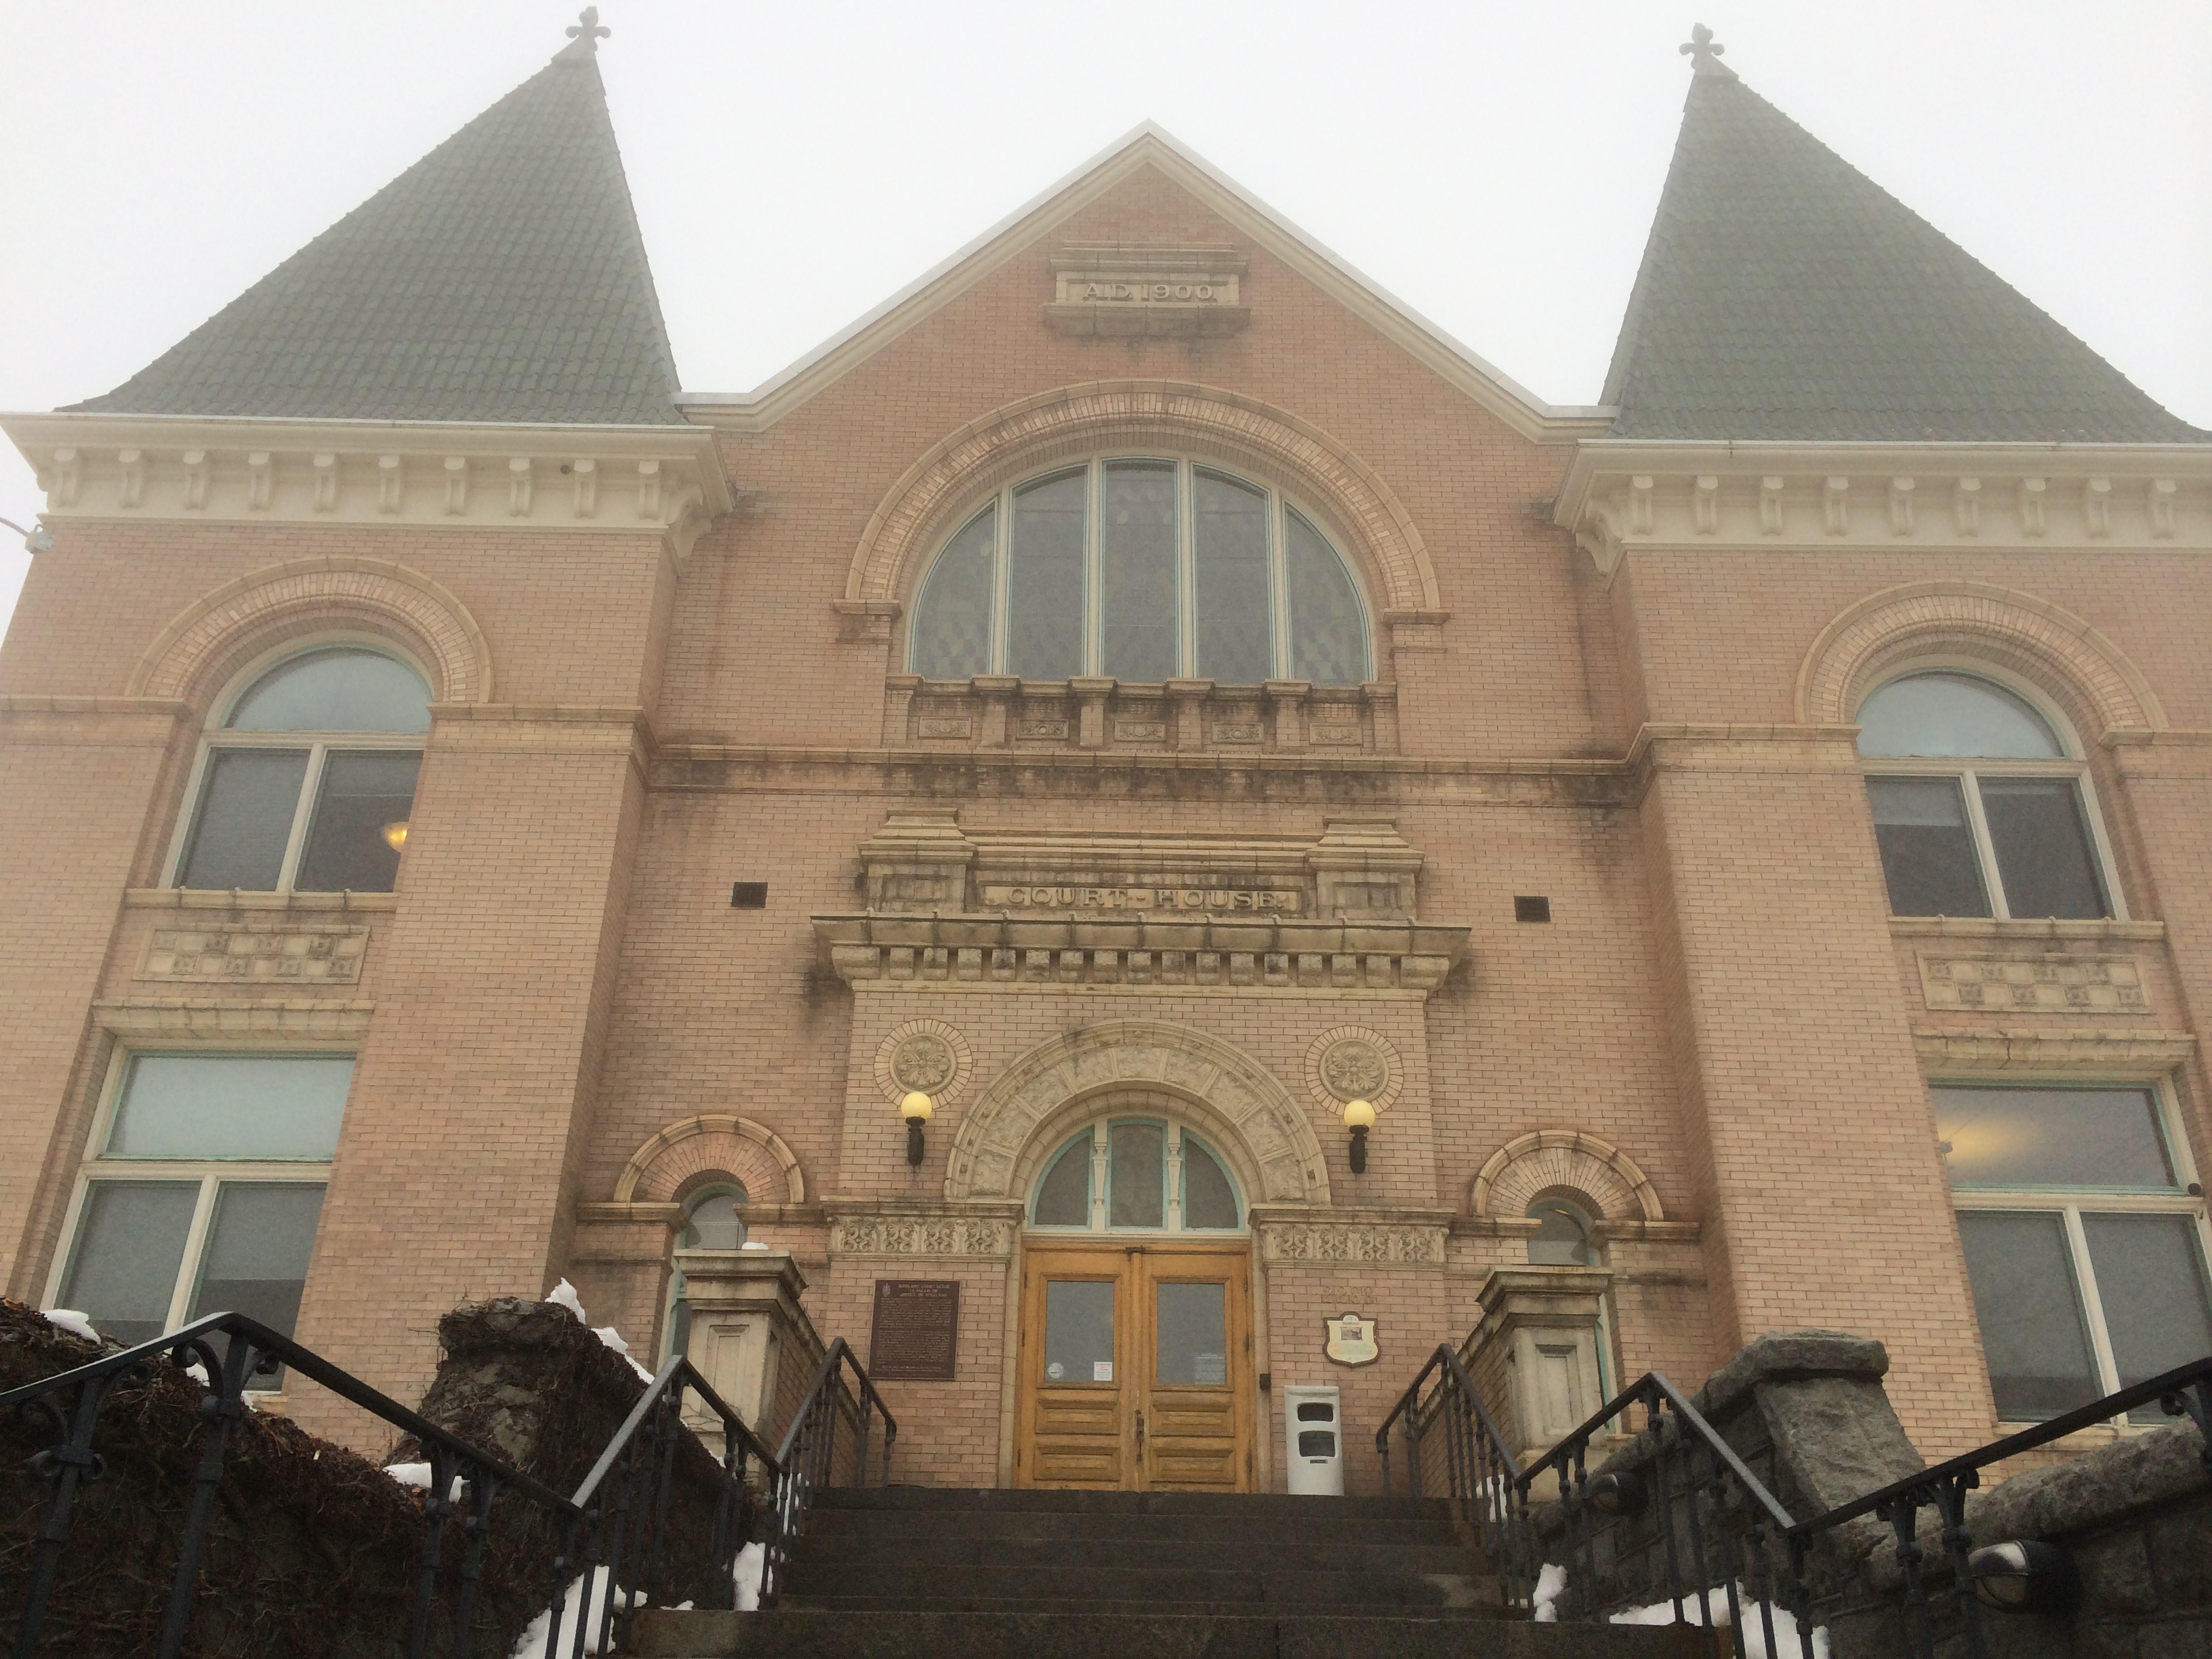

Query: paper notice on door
[1093,1360,1114,1382]
[1193,1353,1227,1385]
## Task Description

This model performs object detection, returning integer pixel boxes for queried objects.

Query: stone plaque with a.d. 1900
[868,1279,960,1380]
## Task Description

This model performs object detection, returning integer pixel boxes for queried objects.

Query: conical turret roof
[1601,52,2203,443]
[72,34,683,425]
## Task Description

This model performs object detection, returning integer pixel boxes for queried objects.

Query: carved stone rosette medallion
[874,1018,973,1106]
[1305,1026,1403,1115]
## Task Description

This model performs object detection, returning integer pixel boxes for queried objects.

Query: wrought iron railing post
[1934,1471,1986,1659]
[155,1332,262,1659]
[402,1441,459,1659]
[13,1368,121,1659]
[447,1466,499,1658]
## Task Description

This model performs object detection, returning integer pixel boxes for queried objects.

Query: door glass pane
[1856,673,2062,759]
[1980,778,2110,920]
[1109,1122,1165,1229]
[294,750,420,893]
[1957,1210,2102,1420]
[1100,462,1179,682]
[1934,1086,2175,1189]
[227,648,432,734]
[178,749,310,890]
[1182,1139,1239,1230]
[1193,470,1271,682]
[1156,1281,1228,1386]
[1284,508,1367,684]
[1043,1279,1115,1383]
[2081,1213,2212,1420]
[58,1181,199,1348]
[1007,471,1086,680]
[912,506,996,678]
[108,1054,354,1160]
[1866,777,1990,917]
[1032,1137,1092,1227]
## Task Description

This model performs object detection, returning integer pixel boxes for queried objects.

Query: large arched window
[1030,1119,1242,1233]
[909,459,1371,684]
[171,646,430,894]
[1858,671,2117,920]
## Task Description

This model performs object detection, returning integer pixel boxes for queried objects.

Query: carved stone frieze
[1919,953,2148,1015]
[1258,1219,1447,1266]
[829,1214,1017,1259]
[142,924,367,985]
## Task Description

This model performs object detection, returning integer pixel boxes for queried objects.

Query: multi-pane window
[1936,1083,2212,1422]
[909,459,1371,684]
[173,647,430,894]
[1030,1120,1242,1233]
[1858,672,2116,920]
[51,1054,354,1380]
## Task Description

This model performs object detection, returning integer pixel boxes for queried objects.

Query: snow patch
[592,1324,655,1383]
[42,1309,98,1343]
[1532,1561,1568,1622]
[506,1566,642,1658]
[1607,1584,1829,1658]
[546,1279,588,1323]
[383,1462,464,1502]
[184,1361,209,1387]
[733,1542,765,1612]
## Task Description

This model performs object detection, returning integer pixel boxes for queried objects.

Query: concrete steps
[627,1485,1702,1658]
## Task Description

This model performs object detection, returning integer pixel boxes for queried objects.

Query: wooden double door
[1015,1242,1254,1491]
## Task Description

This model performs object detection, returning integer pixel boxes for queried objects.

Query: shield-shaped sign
[1324,1313,1378,1367]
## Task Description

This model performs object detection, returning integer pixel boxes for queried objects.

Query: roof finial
[1679,23,1732,77]
[555,7,610,62]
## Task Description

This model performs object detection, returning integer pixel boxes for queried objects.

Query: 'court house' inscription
[981,884,1302,912]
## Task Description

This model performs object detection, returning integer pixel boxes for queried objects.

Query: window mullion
[1959,767,2009,919]
[2062,1204,2125,1408]
[165,1176,221,1334]
[1085,462,1102,676]
[1090,1124,1109,1232]
[1177,460,1197,677]
[2070,765,2130,922]
[991,489,1012,675]
[276,742,326,892]
[1165,1124,1184,1233]
[1269,491,1291,678]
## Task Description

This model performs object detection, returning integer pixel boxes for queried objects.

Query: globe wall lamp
[901,1091,933,1167]
[1343,1099,1375,1174]
[1,516,54,554]
[1967,1540,2076,1614]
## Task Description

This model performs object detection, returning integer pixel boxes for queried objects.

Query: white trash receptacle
[1284,1384,1344,1496]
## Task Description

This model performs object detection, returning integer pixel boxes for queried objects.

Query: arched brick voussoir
[1470,1129,1663,1224]
[1797,580,2165,737]
[613,1114,806,1206]
[845,382,1440,615]
[129,556,493,706]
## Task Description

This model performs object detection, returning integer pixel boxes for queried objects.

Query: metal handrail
[3,1310,783,1659]
[760,1336,898,1607]
[1375,1343,1532,1605]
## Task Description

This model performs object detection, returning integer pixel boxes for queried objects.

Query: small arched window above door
[1526,1196,1595,1267]
[1029,1119,1242,1233]
[909,459,1371,685]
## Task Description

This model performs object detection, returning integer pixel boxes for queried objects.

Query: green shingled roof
[1602,59,2205,443]
[72,42,683,425]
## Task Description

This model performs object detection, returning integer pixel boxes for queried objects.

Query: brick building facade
[4,24,2209,1491]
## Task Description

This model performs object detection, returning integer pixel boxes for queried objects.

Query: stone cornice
[1555,441,2212,571]
[1,412,734,562]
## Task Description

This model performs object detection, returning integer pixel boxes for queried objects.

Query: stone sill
[125,888,399,914]
[1890,916,2165,941]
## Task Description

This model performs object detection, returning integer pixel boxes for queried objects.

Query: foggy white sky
[2,1,2207,637]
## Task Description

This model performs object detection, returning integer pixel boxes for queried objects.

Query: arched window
[1526,1197,1595,1267]
[909,459,1371,684]
[171,647,430,894]
[1858,671,2116,920]
[1029,1119,1242,1233]
[666,1182,749,1359]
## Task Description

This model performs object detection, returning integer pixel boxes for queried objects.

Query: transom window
[173,646,429,894]
[665,1183,750,1359]
[909,458,1372,684]
[50,1052,354,1383]
[1937,1083,2212,1422]
[1030,1120,1242,1233]
[1526,1197,1596,1266]
[1858,672,2116,920]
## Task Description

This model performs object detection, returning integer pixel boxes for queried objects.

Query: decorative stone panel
[1471,1130,1664,1223]
[1918,953,2148,1015]
[141,924,366,985]
[1044,245,1251,338]
[1303,1025,1404,1113]
[945,1021,1330,1207]
[1256,1218,1446,1265]
[827,1213,1017,1259]
[874,1018,974,1105]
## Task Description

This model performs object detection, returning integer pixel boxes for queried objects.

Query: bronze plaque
[868,1279,959,1380]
